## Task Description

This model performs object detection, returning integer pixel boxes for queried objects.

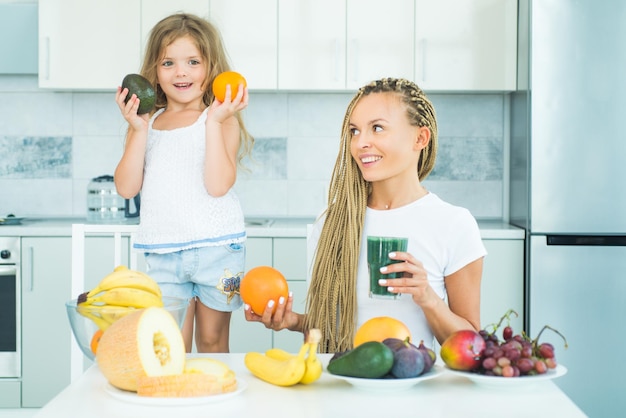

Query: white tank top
[134,108,245,253]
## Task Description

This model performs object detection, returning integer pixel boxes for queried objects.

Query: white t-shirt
[135,108,246,253]
[308,192,487,347]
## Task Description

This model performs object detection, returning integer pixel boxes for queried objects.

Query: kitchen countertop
[0,217,524,239]
[34,353,584,418]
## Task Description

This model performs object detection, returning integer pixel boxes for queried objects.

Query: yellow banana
[83,287,163,309]
[76,305,113,331]
[265,347,294,361]
[96,305,137,324]
[300,329,322,384]
[244,340,309,386]
[86,266,162,299]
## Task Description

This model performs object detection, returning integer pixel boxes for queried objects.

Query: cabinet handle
[334,38,341,82]
[28,247,35,292]
[43,37,50,81]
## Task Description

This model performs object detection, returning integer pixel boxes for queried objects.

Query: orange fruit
[353,316,411,347]
[90,329,104,354]
[240,266,289,315]
[212,71,247,102]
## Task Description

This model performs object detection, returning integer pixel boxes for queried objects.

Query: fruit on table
[263,329,323,384]
[382,337,425,378]
[327,341,394,379]
[212,71,247,102]
[137,358,237,397]
[474,309,568,377]
[121,73,156,114]
[96,307,186,392]
[353,316,411,347]
[240,266,289,315]
[417,340,437,373]
[244,329,321,386]
[90,329,104,355]
[440,330,486,371]
[76,266,163,331]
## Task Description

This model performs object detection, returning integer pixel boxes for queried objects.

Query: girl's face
[156,35,207,109]
[349,92,428,183]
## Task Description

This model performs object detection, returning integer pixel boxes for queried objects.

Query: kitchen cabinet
[278,0,345,90]
[230,237,308,353]
[480,239,524,332]
[278,0,413,91]
[0,381,20,408]
[38,0,141,90]
[346,0,415,89]
[0,2,38,74]
[210,0,278,90]
[21,237,72,407]
[20,236,132,407]
[141,0,211,59]
[414,0,517,91]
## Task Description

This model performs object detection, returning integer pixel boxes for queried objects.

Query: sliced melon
[137,358,237,397]
[96,307,185,392]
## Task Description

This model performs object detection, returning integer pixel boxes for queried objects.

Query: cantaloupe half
[96,307,186,392]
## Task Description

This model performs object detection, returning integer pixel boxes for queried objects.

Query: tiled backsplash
[0,75,509,221]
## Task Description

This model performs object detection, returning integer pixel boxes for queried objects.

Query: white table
[34,354,586,418]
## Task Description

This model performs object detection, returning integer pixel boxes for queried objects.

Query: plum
[383,337,425,378]
[417,340,436,373]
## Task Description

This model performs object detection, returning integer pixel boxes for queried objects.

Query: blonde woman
[115,13,253,353]
[245,78,486,353]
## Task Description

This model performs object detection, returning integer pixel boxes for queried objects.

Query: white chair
[69,223,139,382]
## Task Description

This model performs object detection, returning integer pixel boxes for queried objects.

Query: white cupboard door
[278,0,346,90]
[141,1,211,60]
[346,0,415,89]
[415,0,517,91]
[211,0,278,90]
[38,0,140,90]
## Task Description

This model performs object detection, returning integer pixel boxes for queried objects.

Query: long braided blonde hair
[304,78,438,353]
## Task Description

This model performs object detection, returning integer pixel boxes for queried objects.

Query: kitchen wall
[0,74,509,221]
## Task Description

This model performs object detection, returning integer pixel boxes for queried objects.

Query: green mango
[327,341,394,379]
[121,73,156,115]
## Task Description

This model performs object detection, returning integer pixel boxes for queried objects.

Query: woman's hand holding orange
[243,292,302,332]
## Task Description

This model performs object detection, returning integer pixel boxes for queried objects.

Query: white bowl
[65,296,188,361]
[445,364,567,390]
[327,366,444,392]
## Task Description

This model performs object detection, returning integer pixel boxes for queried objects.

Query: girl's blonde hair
[304,78,438,353]
[140,13,253,163]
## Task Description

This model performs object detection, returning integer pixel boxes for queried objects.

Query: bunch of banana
[244,329,322,386]
[76,266,163,331]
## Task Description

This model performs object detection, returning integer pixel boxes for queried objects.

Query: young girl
[245,78,486,353]
[114,13,253,353]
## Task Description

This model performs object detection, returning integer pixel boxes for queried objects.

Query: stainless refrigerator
[510,1,626,417]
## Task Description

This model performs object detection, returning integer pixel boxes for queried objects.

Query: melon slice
[137,358,237,397]
[96,307,186,392]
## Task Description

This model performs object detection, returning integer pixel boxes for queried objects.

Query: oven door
[0,264,20,377]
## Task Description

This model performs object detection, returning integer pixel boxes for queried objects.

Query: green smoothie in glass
[367,236,409,299]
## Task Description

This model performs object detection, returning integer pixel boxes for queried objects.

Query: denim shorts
[144,243,245,312]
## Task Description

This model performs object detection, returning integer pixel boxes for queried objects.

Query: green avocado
[327,341,394,378]
[121,73,156,114]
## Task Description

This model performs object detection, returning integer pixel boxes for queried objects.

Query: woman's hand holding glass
[378,251,438,307]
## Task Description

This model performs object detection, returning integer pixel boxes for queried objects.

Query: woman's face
[349,92,426,183]
[156,35,207,109]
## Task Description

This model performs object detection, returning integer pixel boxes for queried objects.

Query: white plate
[327,366,443,392]
[446,364,567,389]
[104,378,248,406]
